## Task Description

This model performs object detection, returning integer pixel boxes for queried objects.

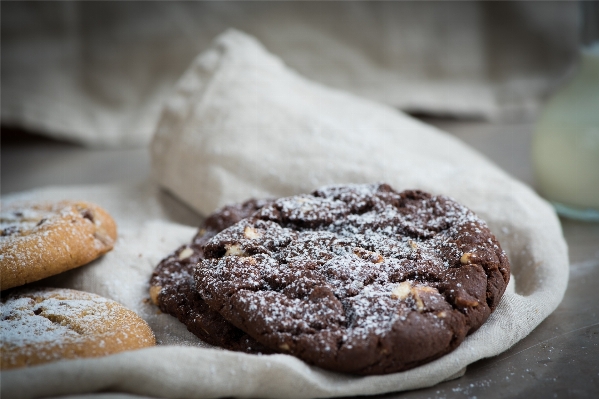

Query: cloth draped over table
[1,1,579,147]
[2,30,569,399]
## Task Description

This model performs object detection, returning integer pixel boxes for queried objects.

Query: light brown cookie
[1,287,156,370]
[0,201,117,291]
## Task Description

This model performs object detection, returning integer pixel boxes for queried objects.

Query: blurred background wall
[1,1,580,147]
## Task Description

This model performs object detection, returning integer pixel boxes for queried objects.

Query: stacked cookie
[1,201,155,369]
[150,199,275,353]
[150,183,510,375]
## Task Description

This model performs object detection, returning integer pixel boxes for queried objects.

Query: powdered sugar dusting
[196,183,510,374]
[1,288,155,369]
[0,201,116,290]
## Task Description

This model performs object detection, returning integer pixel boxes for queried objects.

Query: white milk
[532,44,599,219]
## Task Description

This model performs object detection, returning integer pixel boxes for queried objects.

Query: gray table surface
[2,119,598,398]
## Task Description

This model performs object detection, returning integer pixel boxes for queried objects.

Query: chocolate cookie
[1,288,155,370]
[1,201,117,291]
[149,199,273,352]
[195,184,510,375]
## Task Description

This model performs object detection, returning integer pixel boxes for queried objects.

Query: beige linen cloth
[1,1,578,147]
[2,31,568,399]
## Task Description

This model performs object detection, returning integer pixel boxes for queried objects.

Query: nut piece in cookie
[0,288,155,370]
[195,183,510,375]
[0,201,117,291]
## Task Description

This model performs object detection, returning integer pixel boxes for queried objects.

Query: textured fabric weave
[1,2,578,147]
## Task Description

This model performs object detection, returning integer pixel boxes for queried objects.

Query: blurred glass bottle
[532,1,599,221]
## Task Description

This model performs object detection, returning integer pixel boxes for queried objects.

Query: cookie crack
[34,311,85,335]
